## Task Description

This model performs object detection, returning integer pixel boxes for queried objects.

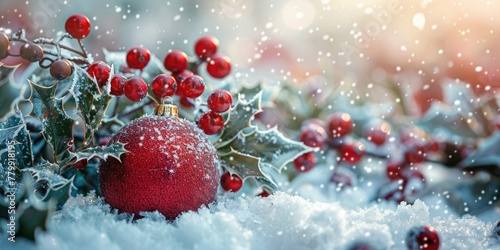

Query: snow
[4,191,497,250]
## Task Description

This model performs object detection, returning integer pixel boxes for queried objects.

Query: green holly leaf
[216,86,311,191]
[417,102,478,139]
[0,109,33,190]
[446,179,500,215]
[29,81,74,157]
[239,83,263,101]
[30,161,68,187]
[71,142,127,162]
[0,174,54,241]
[219,149,263,178]
[31,168,74,208]
[69,67,112,145]
[219,149,280,191]
[228,127,311,173]
[459,132,500,177]
[30,158,61,174]
[0,109,33,165]
[218,91,262,144]
[0,63,26,119]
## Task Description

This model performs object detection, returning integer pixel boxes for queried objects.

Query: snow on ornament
[99,103,219,220]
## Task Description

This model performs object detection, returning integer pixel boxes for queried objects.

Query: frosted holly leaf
[442,82,494,136]
[29,81,74,158]
[103,49,166,83]
[459,132,500,177]
[29,158,61,174]
[239,83,262,101]
[69,67,111,144]
[32,168,74,208]
[0,109,34,188]
[254,163,281,191]
[1,173,54,241]
[228,127,312,173]
[219,149,263,177]
[417,102,478,138]
[218,91,262,144]
[443,81,476,107]
[219,149,280,191]
[71,142,127,162]
[446,179,500,215]
[0,63,26,119]
[30,160,67,187]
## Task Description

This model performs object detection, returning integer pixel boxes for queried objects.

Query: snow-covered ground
[4,190,498,250]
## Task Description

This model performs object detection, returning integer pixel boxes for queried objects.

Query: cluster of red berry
[1,14,232,108]
[290,111,434,202]
[0,14,93,79]
[291,108,485,204]
[293,112,366,186]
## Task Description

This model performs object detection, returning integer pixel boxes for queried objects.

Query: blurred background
[1,0,499,115]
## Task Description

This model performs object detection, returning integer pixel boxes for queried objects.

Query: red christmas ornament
[99,103,219,220]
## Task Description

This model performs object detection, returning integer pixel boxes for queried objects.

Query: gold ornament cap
[154,97,178,117]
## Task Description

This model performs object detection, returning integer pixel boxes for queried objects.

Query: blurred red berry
[293,152,316,172]
[126,46,151,70]
[327,112,353,138]
[206,54,231,79]
[65,14,91,39]
[194,35,219,60]
[164,50,188,73]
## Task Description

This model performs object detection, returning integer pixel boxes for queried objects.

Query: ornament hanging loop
[154,97,178,117]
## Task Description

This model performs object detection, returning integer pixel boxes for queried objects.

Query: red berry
[0,32,10,60]
[179,96,194,109]
[179,75,205,98]
[198,111,224,135]
[99,116,219,220]
[123,76,148,102]
[293,152,316,173]
[87,61,111,87]
[171,69,194,87]
[404,143,427,164]
[20,43,44,62]
[327,112,353,138]
[50,59,73,80]
[425,137,442,153]
[164,50,188,73]
[299,122,327,148]
[386,160,404,180]
[194,35,219,60]
[258,190,270,197]
[347,241,378,250]
[494,115,500,130]
[207,89,233,113]
[339,141,365,164]
[73,159,88,170]
[220,172,243,192]
[151,74,177,99]
[206,54,231,79]
[363,120,391,146]
[126,46,151,70]
[65,14,91,39]
[406,226,440,250]
[110,74,127,96]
